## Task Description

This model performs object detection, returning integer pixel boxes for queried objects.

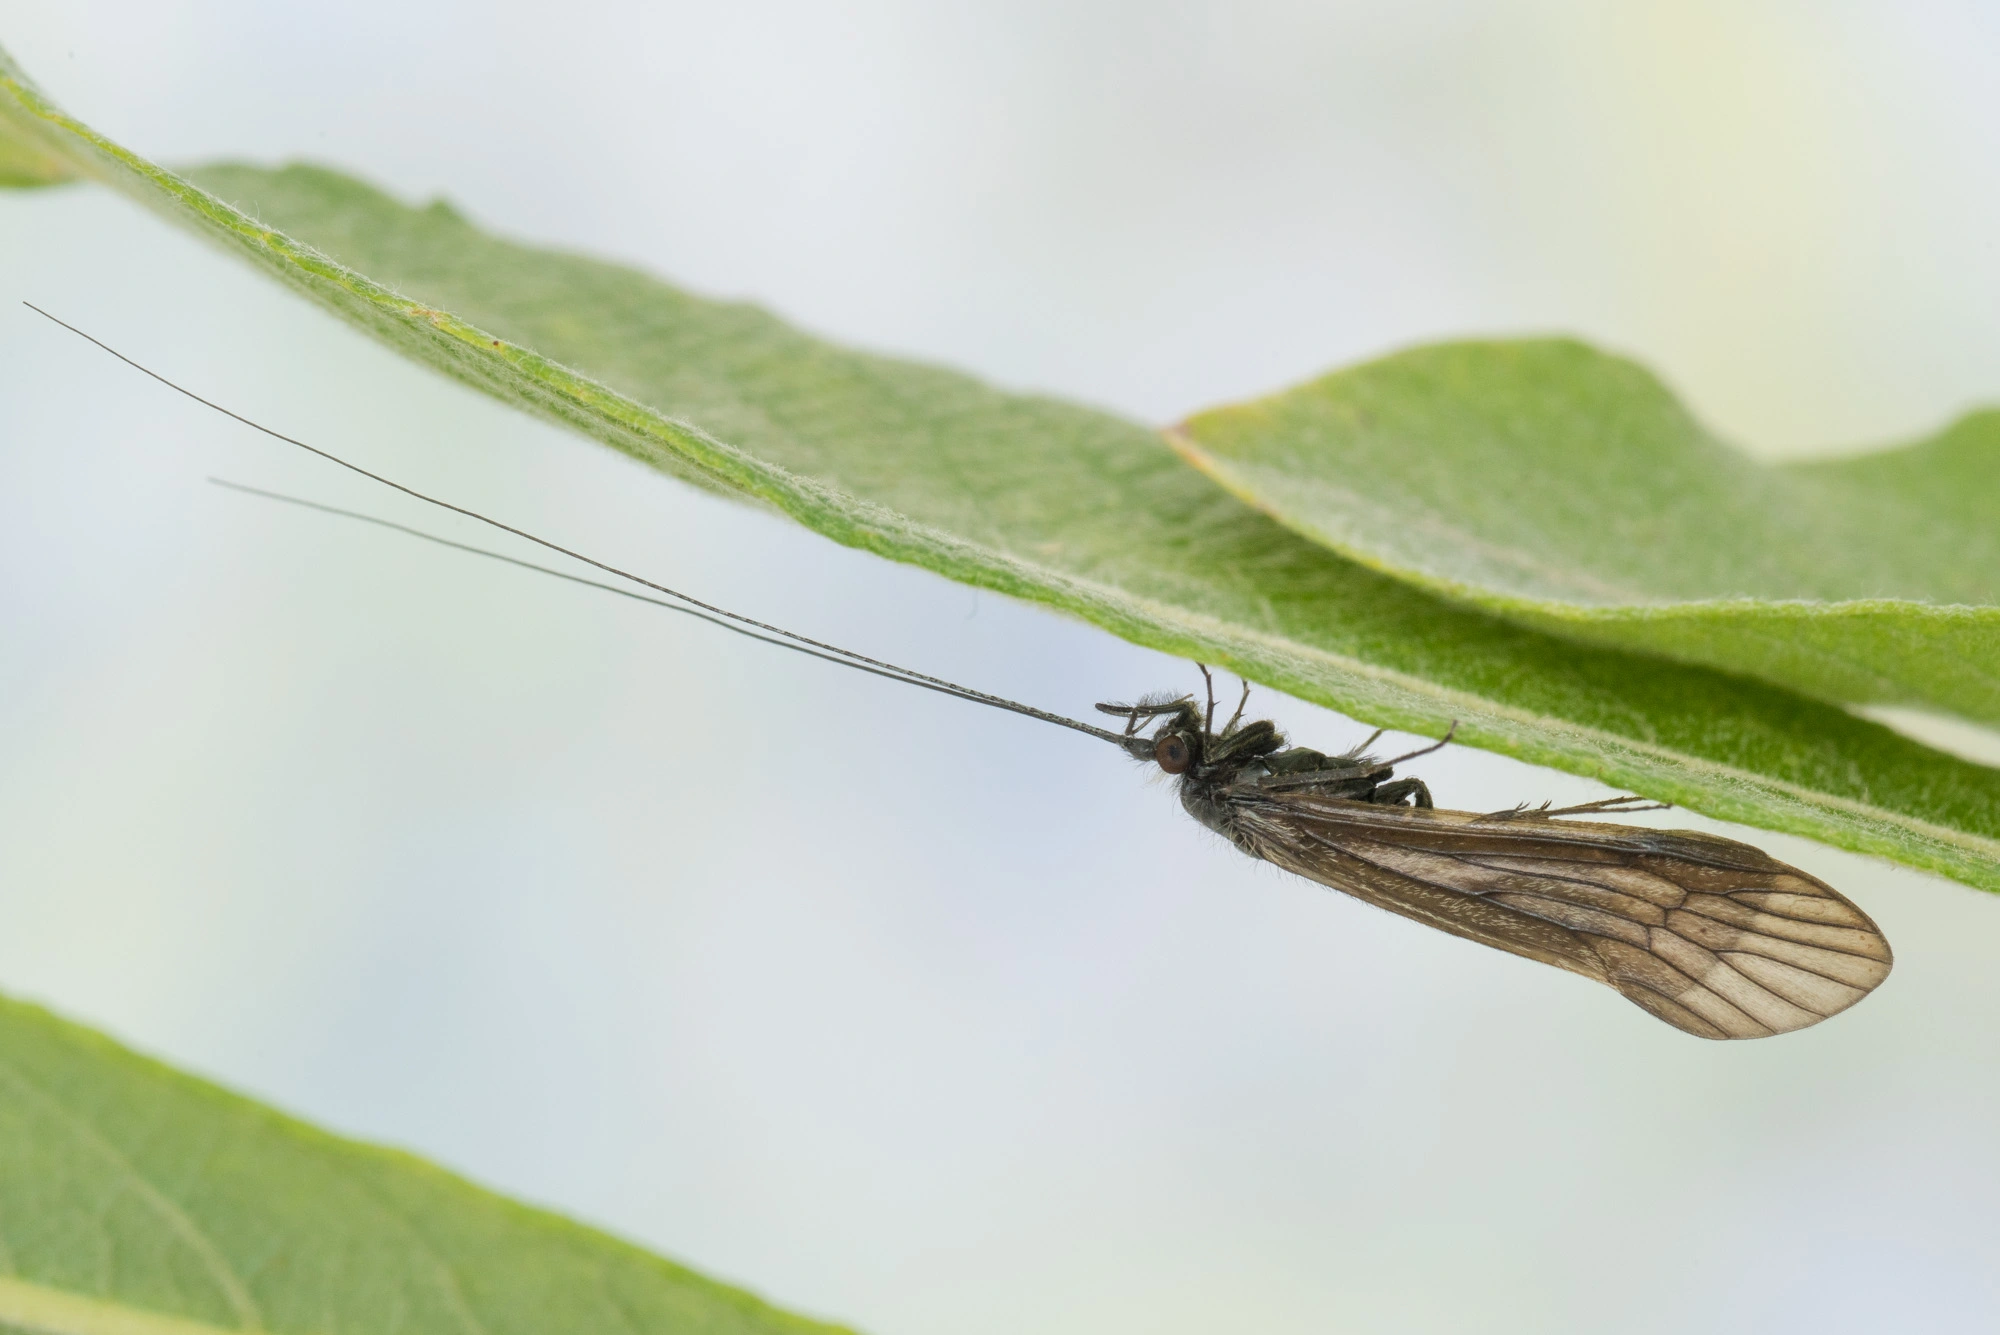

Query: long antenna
[28,302,1141,750]
[206,477,1090,716]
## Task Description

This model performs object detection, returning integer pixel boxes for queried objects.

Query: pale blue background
[4,4,2000,1332]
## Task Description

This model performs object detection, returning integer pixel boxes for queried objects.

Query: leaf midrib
[0,1276,245,1335]
[0,1063,260,1330]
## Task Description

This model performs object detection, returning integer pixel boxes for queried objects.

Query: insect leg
[1536,795,1670,818]
[1338,727,1386,760]
[1383,720,1457,767]
[1471,795,1669,821]
[1221,679,1251,736]
[1197,663,1218,736]
[1370,777,1434,808]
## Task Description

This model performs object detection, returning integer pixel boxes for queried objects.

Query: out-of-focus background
[4,3,1999,1332]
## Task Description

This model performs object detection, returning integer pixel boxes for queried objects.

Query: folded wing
[1229,796,1892,1039]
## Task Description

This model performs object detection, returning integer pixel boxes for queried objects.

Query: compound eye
[1154,734,1192,774]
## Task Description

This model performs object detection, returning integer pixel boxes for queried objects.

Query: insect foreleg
[1220,679,1251,736]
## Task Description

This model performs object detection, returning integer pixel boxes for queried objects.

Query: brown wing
[1227,794,1892,1039]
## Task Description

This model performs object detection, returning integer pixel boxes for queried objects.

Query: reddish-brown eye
[1155,734,1192,774]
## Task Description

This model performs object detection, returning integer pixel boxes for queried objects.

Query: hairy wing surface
[1228,794,1891,1039]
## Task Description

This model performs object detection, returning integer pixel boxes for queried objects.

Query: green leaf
[1170,340,2000,725]
[5,46,2000,892]
[0,122,71,187]
[0,992,852,1335]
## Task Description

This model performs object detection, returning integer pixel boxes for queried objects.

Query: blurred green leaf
[0,123,70,187]
[0,993,853,1335]
[5,46,2000,893]
[1171,340,2000,725]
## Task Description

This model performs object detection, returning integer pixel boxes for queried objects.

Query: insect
[32,304,1893,1039]
[1099,677,1891,1038]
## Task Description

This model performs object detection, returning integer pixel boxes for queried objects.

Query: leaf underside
[0,994,853,1335]
[5,46,2000,901]
[1171,341,2000,726]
